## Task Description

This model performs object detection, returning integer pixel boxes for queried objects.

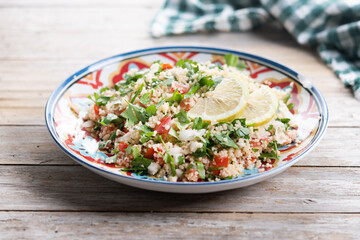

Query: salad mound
[82,54,298,182]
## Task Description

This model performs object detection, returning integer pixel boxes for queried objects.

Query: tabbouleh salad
[81,54,298,182]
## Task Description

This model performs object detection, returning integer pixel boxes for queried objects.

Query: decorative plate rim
[45,46,329,186]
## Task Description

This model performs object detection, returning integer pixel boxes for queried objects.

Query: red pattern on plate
[77,70,103,89]
[246,62,272,78]
[111,61,149,85]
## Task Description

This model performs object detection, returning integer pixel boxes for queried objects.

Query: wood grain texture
[1,126,359,166]
[1,212,359,240]
[1,0,358,238]
[0,166,359,212]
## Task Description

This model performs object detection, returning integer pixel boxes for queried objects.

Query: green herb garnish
[140,92,151,105]
[213,133,239,149]
[195,161,205,180]
[176,109,191,124]
[121,102,151,126]
[224,54,248,70]
[159,136,176,176]
[100,113,124,126]
[169,127,179,140]
[166,89,183,104]
[287,103,294,110]
[130,83,144,103]
[193,117,209,130]
[88,92,112,107]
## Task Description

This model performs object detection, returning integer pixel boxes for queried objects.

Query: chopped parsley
[193,117,209,130]
[177,155,185,165]
[198,75,214,88]
[235,127,250,139]
[176,59,199,76]
[109,131,117,140]
[169,127,179,140]
[138,125,155,144]
[259,141,279,160]
[266,125,274,131]
[130,83,144,103]
[166,89,183,104]
[213,133,239,149]
[176,109,191,124]
[159,136,176,176]
[130,156,153,170]
[276,118,291,131]
[224,54,248,70]
[121,102,151,126]
[88,92,112,107]
[100,113,124,126]
[283,92,291,104]
[184,84,200,97]
[287,103,294,110]
[145,105,157,116]
[195,161,205,180]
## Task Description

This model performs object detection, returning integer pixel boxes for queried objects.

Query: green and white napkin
[151,0,360,99]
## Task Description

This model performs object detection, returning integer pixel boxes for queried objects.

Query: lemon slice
[188,78,249,122]
[238,85,278,126]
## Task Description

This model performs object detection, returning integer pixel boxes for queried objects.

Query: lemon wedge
[238,85,278,126]
[188,78,249,122]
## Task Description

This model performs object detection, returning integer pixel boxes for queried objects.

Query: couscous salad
[82,54,298,182]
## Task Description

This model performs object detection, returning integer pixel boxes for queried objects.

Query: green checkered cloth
[151,0,360,99]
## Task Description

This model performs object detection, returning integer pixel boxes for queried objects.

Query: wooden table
[1,0,360,239]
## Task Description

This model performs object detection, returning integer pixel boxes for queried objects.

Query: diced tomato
[122,121,129,133]
[144,147,165,165]
[118,142,128,153]
[250,138,271,148]
[171,82,190,94]
[144,147,155,159]
[180,97,196,111]
[162,63,173,70]
[94,105,100,116]
[210,156,229,175]
[154,116,172,134]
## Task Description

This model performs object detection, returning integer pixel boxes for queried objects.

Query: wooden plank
[1,126,359,166]
[0,166,359,212]
[0,0,163,8]
[0,126,75,165]
[0,108,44,125]
[0,212,359,240]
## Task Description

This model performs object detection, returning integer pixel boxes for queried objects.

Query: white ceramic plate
[45,46,328,193]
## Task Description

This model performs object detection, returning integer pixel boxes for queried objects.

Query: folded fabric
[151,0,360,99]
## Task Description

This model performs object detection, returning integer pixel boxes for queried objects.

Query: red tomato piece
[154,116,172,134]
[94,105,100,116]
[250,138,271,148]
[210,156,229,175]
[144,147,155,159]
[171,82,190,94]
[144,147,165,165]
[162,63,173,70]
[122,121,129,133]
[118,142,128,153]
[180,97,196,111]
